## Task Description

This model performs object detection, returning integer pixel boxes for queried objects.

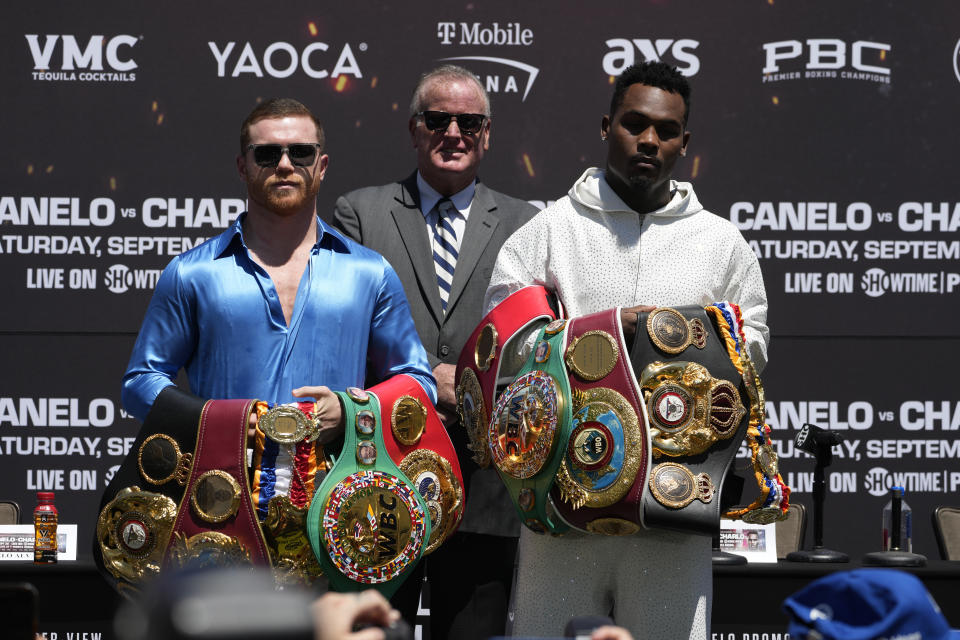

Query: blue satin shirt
[121,214,436,421]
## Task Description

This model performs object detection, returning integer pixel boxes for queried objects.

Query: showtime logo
[603,39,700,77]
[208,41,363,79]
[435,22,539,101]
[25,34,138,82]
[761,39,891,84]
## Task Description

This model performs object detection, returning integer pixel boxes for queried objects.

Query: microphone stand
[786,430,848,563]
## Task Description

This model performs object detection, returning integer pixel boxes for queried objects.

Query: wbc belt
[306,382,431,598]
[455,286,557,468]
[484,318,572,535]
[374,375,465,556]
[549,309,652,536]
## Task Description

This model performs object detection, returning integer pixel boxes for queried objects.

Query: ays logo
[26,34,138,82]
[603,38,700,77]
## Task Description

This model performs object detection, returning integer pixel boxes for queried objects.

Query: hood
[568,167,703,218]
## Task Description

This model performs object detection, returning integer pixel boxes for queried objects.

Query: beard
[246,174,319,215]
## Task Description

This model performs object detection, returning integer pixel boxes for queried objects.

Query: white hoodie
[486,167,769,369]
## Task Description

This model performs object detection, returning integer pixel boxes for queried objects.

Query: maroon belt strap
[550,308,652,533]
[165,399,269,566]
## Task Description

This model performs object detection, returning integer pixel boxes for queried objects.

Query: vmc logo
[761,39,891,84]
[603,39,700,77]
[435,22,539,101]
[25,34,138,82]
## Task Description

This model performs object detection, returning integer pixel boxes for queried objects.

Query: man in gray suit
[334,64,537,639]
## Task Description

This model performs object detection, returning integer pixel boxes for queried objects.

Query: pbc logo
[762,39,891,83]
[208,41,363,79]
[603,39,700,77]
[25,34,138,82]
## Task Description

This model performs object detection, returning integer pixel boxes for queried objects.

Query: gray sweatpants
[508,526,710,639]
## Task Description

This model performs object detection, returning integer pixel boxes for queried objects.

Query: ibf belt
[306,387,430,598]
[549,308,652,536]
[632,306,752,536]
[372,375,465,555]
[456,286,557,467]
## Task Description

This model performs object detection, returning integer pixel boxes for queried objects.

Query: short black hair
[239,98,325,154]
[609,62,691,125]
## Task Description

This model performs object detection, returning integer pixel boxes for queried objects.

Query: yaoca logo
[434,22,540,102]
[602,38,701,77]
[208,40,363,79]
[25,34,138,82]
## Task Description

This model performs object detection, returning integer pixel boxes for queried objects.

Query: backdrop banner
[3,0,957,584]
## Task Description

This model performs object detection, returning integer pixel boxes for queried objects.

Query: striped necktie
[433,198,459,313]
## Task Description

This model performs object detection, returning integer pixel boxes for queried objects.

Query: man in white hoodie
[484,62,768,638]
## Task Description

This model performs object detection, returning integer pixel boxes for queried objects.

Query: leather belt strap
[167,398,269,564]
[631,306,752,536]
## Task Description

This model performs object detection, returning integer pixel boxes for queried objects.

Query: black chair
[932,505,960,560]
[0,500,20,525]
[775,502,807,559]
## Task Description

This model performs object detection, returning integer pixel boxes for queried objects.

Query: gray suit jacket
[334,172,538,536]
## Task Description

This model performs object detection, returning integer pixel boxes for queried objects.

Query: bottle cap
[892,486,904,498]
[37,491,55,501]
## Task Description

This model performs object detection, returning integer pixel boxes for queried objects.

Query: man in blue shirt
[122,98,436,436]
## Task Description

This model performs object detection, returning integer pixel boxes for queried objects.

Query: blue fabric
[122,213,436,421]
[783,568,960,640]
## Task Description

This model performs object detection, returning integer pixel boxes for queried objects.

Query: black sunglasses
[247,143,321,168]
[416,111,487,135]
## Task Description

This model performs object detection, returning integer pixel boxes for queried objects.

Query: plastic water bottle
[882,486,912,552]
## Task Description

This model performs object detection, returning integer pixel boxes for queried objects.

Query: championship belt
[165,399,270,567]
[305,384,431,598]
[95,388,270,596]
[374,375,465,555]
[456,294,790,540]
[455,285,557,468]
[485,319,573,534]
[549,309,652,536]
[632,304,786,534]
